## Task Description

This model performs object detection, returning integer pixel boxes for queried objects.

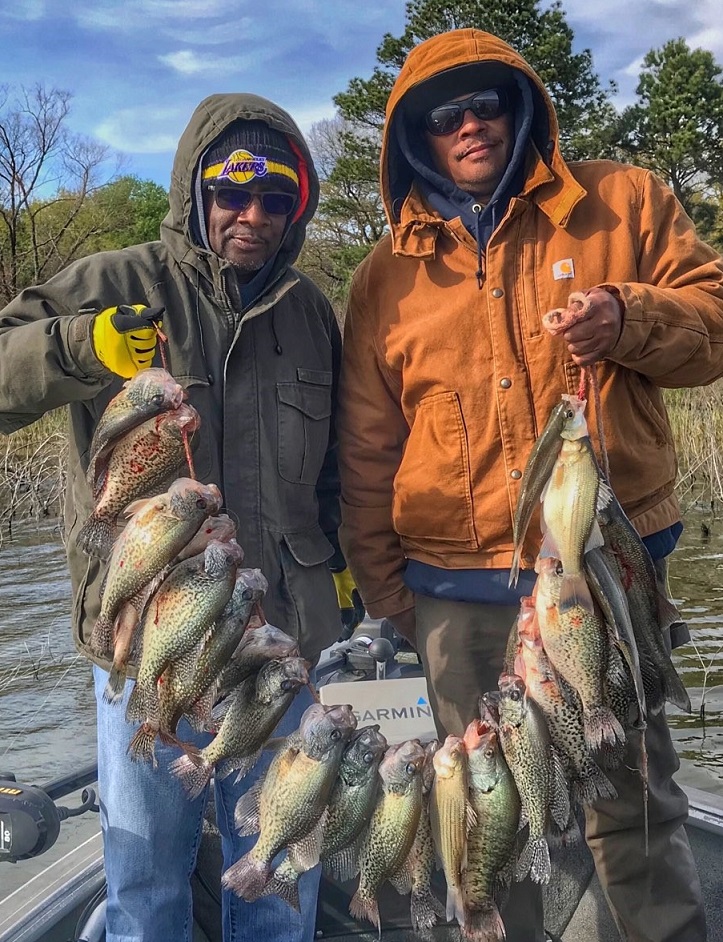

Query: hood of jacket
[382,29,586,248]
[160,92,320,290]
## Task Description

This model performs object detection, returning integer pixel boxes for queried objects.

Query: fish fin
[410,887,444,932]
[349,890,380,933]
[444,884,465,927]
[76,513,115,560]
[515,835,551,884]
[661,660,692,713]
[215,749,261,783]
[91,615,115,658]
[183,691,214,734]
[103,663,128,704]
[460,898,505,942]
[549,747,571,831]
[583,705,626,752]
[584,520,605,554]
[290,812,327,872]
[221,851,270,902]
[169,751,212,799]
[656,590,686,632]
[233,779,264,835]
[574,759,617,805]
[596,478,615,512]
[538,529,560,561]
[127,723,158,766]
[558,572,595,614]
[324,838,362,883]
[465,800,478,833]
[261,862,301,912]
[261,735,289,753]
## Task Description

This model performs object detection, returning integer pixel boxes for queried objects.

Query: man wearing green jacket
[0,94,357,942]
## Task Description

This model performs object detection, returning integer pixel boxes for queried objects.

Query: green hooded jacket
[0,93,342,668]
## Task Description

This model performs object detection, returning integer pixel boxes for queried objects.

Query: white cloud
[0,0,46,21]
[158,49,260,76]
[94,107,182,153]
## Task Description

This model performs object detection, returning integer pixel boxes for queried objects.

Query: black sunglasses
[207,186,297,217]
[424,88,510,136]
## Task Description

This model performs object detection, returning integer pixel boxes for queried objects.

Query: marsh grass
[665,385,723,514]
[0,408,68,538]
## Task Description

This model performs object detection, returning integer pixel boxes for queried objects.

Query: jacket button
[510,469,522,480]
[500,377,512,389]
[491,288,504,298]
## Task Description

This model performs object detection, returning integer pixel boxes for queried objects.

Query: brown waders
[414,594,707,942]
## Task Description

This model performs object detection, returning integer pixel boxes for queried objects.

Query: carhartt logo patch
[552,258,575,280]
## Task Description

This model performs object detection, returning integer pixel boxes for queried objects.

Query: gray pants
[415,594,707,942]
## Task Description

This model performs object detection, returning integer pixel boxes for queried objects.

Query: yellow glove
[332,568,365,638]
[92,304,164,379]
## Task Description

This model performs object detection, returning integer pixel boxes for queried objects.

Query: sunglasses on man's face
[208,186,297,217]
[424,88,510,137]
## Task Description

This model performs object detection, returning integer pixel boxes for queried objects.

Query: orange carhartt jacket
[337,29,723,619]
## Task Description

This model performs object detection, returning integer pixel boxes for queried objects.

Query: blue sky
[1,0,721,189]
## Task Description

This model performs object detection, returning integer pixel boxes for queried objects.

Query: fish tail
[127,723,157,765]
[261,869,301,912]
[222,852,270,902]
[445,884,465,927]
[169,751,212,799]
[574,763,617,805]
[662,661,691,713]
[558,571,595,614]
[90,614,115,657]
[76,513,114,560]
[411,887,445,932]
[103,662,127,705]
[349,890,380,933]
[508,549,521,589]
[584,705,626,752]
[461,899,506,942]
[515,835,551,884]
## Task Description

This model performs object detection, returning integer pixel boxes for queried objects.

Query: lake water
[0,513,722,898]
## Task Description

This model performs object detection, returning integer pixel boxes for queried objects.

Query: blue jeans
[94,665,320,942]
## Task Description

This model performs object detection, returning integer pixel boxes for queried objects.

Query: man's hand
[387,607,417,650]
[332,568,366,638]
[92,304,164,379]
[561,288,624,367]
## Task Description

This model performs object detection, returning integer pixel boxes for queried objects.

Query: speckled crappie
[223,702,357,902]
[77,402,201,559]
[350,738,426,934]
[125,538,244,760]
[86,368,185,489]
[216,622,300,700]
[92,477,223,688]
[170,655,310,797]
[409,739,445,934]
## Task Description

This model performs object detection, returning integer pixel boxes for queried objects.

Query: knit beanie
[201,119,299,192]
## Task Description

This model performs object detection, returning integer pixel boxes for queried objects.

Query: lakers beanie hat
[201,120,299,191]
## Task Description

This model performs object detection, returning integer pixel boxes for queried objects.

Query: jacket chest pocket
[277,373,332,485]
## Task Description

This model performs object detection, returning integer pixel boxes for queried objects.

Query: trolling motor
[0,772,99,862]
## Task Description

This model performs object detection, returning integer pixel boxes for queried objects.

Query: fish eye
[484,747,495,758]
[151,392,165,404]
[510,689,522,701]
[241,588,254,600]
[330,729,341,741]
[564,408,574,419]
[280,679,294,691]
[196,498,207,509]
[405,762,417,775]
[363,751,375,764]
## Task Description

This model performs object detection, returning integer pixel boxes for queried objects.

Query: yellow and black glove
[332,568,365,640]
[92,304,164,379]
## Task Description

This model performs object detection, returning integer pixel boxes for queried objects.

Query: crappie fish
[77,402,201,559]
[86,368,185,488]
[223,702,357,901]
[496,674,570,885]
[350,739,426,935]
[266,724,388,911]
[535,557,625,752]
[509,397,576,587]
[540,400,606,613]
[216,623,299,700]
[430,734,471,926]
[92,477,223,687]
[170,655,310,798]
[597,488,691,713]
[409,739,445,934]
[515,597,617,805]
[125,538,243,759]
[166,568,269,732]
[461,715,521,942]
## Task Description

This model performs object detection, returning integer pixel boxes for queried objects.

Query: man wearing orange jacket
[337,27,720,942]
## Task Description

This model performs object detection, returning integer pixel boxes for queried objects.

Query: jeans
[94,665,320,942]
